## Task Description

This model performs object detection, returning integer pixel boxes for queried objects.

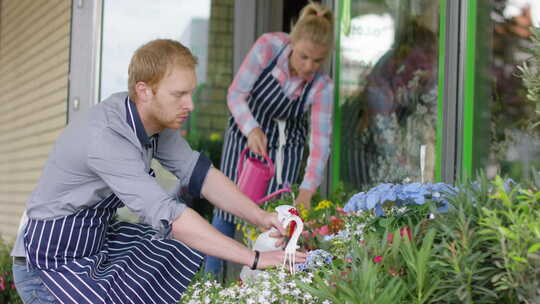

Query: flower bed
[183,176,540,303]
[0,239,22,304]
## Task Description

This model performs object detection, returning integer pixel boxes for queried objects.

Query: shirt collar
[125,97,152,148]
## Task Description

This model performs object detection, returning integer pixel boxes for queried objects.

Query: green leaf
[510,256,527,263]
[528,243,540,253]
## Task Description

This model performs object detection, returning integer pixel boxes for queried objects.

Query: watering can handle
[237,147,275,179]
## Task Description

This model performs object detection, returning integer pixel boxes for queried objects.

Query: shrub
[0,238,22,304]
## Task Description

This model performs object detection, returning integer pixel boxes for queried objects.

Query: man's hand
[255,250,307,270]
[247,127,267,156]
[295,189,314,210]
[255,210,287,248]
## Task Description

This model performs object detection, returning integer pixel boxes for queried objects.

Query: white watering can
[240,205,304,281]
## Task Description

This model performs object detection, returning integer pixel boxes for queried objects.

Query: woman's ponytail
[290,2,334,47]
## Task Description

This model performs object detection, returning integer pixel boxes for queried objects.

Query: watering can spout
[255,187,292,204]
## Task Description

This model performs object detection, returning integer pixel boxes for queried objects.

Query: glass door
[333,0,442,190]
[463,0,540,181]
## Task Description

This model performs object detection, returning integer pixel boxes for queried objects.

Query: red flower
[329,216,344,234]
[0,276,5,291]
[340,270,351,277]
[400,227,412,241]
[373,256,383,263]
[387,233,394,244]
[11,282,16,290]
[387,227,413,245]
[315,225,330,236]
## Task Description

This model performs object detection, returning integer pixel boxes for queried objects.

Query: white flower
[300,276,312,284]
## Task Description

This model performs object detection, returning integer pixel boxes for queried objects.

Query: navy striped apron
[24,182,203,304]
[24,115,203,303]
[216,45,315,223]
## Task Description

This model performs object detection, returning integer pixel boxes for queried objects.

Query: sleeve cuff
[153,202,187,240]
[240,119,260,137]
[300,180,318,192]
[188,153,212,198]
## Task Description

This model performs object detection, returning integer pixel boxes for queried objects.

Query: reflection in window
[339,1,440,189]
[100,0,211,100]
[487,0,540,180]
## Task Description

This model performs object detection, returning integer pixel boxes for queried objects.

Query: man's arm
[156,129,283,232]
[171,208,304,268]
[201,168,279,231]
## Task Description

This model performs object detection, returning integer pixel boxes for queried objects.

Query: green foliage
[300,233,408,304]
[400,229,439,304]
[369,202,435,235]
[430,179,501,303]
[301,223,442,304]
[189,176,539,303]
[517,27,540,130]
[299,176,540,304]
[478,177,540,303]
[187,135,224,168]
[0,238,22,304]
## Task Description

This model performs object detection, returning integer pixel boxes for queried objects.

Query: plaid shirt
[227,32,334,192]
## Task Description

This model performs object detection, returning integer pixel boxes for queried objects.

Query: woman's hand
[254,250,307,270]
[295,189,314,210]
[247,127,268,156]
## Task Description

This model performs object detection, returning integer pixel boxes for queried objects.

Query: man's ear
[134,82,152,101]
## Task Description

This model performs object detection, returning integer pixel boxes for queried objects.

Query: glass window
[100,0,211,100]
[483,0,540,180]
[337,0,441,189]
[100,0,233,194]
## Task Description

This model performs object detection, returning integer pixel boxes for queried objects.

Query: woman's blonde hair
[290,2,334,47]
[128,39,198,100]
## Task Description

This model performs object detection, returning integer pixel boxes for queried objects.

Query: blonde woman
[207,2,334,278]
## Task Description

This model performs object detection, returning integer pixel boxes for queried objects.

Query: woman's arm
[297,79,334,208]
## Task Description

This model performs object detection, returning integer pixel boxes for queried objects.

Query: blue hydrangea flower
[343,182,456,215]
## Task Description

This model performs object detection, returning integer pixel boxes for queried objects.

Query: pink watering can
[237,147,291,204]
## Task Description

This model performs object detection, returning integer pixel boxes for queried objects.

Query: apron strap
[275,119,287,185]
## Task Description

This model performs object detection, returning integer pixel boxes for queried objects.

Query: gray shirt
[12,92,211,256]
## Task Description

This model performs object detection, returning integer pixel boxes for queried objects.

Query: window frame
[67,0,103,122]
